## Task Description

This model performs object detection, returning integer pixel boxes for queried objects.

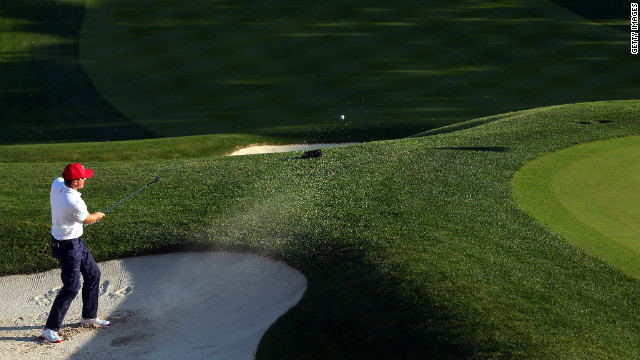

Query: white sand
[228,143,358,156]
[0,252,307,359]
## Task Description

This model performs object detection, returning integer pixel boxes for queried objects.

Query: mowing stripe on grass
[513,135,640,278]
[78,0,639,141]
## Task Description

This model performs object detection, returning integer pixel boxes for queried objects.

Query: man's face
[76,177,86,190]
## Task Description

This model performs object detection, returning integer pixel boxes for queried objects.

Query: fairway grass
[79,0,636,140]
[0,0,640,144]
[513,135,640,279]
[0,133,289,163]
[1,0,636,144]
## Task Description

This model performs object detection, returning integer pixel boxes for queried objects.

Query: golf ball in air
[340,115,345,120]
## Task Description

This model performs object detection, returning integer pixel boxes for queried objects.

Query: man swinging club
[40,163,110,343]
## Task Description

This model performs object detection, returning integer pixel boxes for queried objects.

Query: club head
[147,176,159,186]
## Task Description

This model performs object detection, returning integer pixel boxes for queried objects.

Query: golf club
[86,176,159,226]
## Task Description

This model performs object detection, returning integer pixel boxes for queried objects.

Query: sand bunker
[0,252,307,359]
[228,143,358,156]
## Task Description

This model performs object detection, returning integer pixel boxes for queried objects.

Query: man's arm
[83,212,105,224]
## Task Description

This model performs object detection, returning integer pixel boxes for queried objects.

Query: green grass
[78,0,637,140]
[0,0,154,144]
[513,135,640,279]
[0,133,291,162]
[2,100,640,358]
[1,0,637,144]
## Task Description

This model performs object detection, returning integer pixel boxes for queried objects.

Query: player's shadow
[0,325,42,342]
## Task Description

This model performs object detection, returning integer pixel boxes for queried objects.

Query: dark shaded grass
[82,0,638,141]
[551,0,628,31]
[0,0,153,144]
[2,0,638,145]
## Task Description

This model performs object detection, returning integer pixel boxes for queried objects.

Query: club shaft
[85,176,158,226]
[104,184,150,213]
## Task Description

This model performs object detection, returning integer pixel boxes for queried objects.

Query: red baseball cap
[63,163,94,180]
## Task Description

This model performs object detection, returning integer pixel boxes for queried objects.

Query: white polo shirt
[50,177,89,240]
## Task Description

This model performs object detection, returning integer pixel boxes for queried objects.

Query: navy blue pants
[45,237,101,332]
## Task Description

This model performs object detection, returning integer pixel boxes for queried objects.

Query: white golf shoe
[81,317,111,327]
[40,328,62,343]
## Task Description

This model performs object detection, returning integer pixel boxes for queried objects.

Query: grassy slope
[0,133,291,162]
[2,100,640,358]
[513,136,640,279]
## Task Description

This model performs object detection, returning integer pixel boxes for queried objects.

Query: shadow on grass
[256,241,494,359]
[411,118,498,138]
[0,1,155,144]
[550,0,627,31]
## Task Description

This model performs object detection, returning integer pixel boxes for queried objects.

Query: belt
[51,237,79,247]
[51,240,66,248]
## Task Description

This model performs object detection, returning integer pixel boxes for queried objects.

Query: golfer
[40,163,110,343]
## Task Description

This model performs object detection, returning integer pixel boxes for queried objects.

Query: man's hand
[83,212,105,224]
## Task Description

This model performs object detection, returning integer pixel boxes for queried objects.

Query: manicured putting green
[513,135,640,278]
